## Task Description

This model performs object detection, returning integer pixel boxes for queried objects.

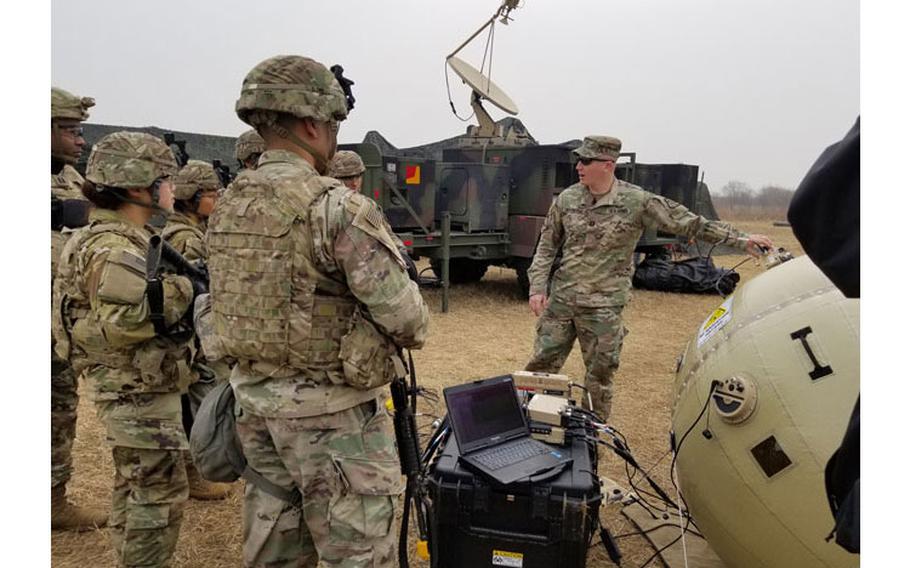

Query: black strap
[241,466,303,508]
[52,197,92,231]
[145,279,166,335]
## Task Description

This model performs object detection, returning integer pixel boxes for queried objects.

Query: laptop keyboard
[473,439,550,470]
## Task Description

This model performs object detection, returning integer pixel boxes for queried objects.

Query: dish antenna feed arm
[446,0,521,61]
[445,1,522,136]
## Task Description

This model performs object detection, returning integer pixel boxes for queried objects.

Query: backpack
[189,380,302,507]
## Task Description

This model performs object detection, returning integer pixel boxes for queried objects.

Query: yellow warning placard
[492,549,524,567]
[697,297,733,348]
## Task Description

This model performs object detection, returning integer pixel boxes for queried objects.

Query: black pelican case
[426,431,601,568]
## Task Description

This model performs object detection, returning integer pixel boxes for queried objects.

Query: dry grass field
[52,219,802,568]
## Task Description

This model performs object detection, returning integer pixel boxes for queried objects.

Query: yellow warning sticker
[704,307,726,327]
[697,297,733,348]
[492,549,524,567]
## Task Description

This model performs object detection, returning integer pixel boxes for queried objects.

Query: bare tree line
[712,180,794,220]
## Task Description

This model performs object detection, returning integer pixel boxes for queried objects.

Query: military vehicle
[333,0,720,298]
[338,139,718,296]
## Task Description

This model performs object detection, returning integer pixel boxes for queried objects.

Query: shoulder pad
[345,193,406,270]
[341,189,371,216]
[96,247,148,305]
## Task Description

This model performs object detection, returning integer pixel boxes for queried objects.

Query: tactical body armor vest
[206,164,356,381]
[53,212,195,400]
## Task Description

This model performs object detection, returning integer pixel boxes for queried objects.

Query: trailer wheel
[430,258,489,284]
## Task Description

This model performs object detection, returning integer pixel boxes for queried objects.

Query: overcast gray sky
[51,0,858,192]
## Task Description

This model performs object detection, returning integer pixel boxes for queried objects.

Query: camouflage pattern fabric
[51,166,87,490]
[207,149,428,419]
[572,135,622,160]
[109,446,188,567]
[162,209,224,473]
[327,150,365,179]
[207,142,427,567]
[162,211,207,262]
[52,87,94,121]
[235,56,349,125]
[51,352,78,489]
[85,132,179,190]
[173,160,222,201]
[53,207,195,565]
[235,129,266,163]
[525,302,625,419]
[54,208,196,427]
[527,179,750,308]
[235,399,403,568]
[526,177,751,419]
[51,166,89,274]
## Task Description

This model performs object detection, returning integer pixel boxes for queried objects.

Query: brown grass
[52,217,802,567]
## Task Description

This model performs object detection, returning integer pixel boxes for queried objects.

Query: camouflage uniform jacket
[52,208,197,449]
[207,150,429,418]
[162,211,206,262]
[528,179,749,308]
[51,165,88,276]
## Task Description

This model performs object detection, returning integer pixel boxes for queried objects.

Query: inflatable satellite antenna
[445,0,522,139]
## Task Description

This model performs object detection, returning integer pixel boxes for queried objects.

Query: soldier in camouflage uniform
[328,150,407,252]
[235,128,265,171]
[526,136,772,420]
[50,86,109,530]
[53,132,199,566]
[163,160,233,501]
[206,55,429,568]
[327,150,366,191]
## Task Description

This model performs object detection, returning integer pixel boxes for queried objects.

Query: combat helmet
[86,132,178,190]
[173,160,222,200]
[327,150,365,179]
[51,87,94,121]
[234,129,265,163]
[235,55,349,126]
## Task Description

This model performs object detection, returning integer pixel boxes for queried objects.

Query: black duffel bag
[632,255,740,296]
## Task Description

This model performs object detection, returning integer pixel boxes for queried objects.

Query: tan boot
[187,463,233,501]
[51,485,108,531]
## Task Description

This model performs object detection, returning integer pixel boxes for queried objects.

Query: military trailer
[340,141,718,297]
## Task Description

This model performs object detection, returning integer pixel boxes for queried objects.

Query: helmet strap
[269,122,330,175]
[106,182,169,214]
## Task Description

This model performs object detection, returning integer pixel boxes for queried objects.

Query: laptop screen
[445,376,528,453]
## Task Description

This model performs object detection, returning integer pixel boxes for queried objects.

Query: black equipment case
[426,432,601,568]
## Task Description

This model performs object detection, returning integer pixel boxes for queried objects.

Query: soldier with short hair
[207,55,429,567]
[53,131,199,566]
[525,135,773,420]
[163,160,233,501]
[235,128,265,171]
[50,86,108,530]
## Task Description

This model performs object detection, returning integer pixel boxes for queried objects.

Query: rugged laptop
[443,376,572,485]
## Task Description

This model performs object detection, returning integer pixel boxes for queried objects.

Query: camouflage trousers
[235,399,403,568]
[525,301,626,420]
[109,447,188,567]
[51,346,78,489]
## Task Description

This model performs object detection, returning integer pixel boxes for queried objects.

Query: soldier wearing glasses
[50,86,109,530]
[525,135,772,420]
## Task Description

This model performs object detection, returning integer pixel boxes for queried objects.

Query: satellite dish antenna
[445,0,522,138]
[447,56,519,116]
